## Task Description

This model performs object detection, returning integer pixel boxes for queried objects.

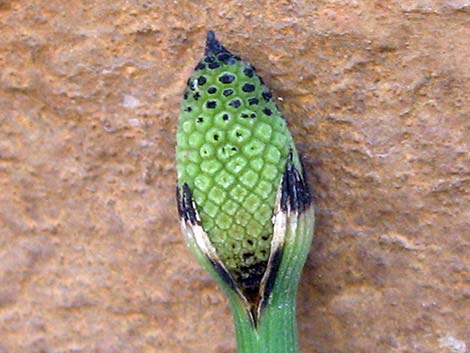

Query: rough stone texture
[0,1,468,352]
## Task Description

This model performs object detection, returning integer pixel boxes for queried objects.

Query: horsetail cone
[176,31,314,335]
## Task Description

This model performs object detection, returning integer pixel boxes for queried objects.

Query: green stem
[230,294,298,353]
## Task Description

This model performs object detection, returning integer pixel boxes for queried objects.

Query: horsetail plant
[176,31,314,353]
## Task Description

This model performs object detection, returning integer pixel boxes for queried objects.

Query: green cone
[176,32,314,352]
[176,31,303,298]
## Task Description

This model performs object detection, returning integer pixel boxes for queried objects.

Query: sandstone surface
[0,1,469,352]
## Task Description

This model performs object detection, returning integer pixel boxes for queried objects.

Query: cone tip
[205,30,228,56]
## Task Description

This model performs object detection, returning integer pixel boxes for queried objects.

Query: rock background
[0,1,469,352]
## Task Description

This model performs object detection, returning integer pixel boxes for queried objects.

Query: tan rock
[0,1,468,352]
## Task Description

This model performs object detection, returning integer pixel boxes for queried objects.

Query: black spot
[242,83,256,92]
[204,56,216,63]
[197,76,207,86]
[222,114,230,121]
[208,87,217,94]
[201,146,210,156]
[195,62,206,70]
[262,108,272,116]
[258,76,265,85]
[183,91,189,100]
[196,117,204,123]
[219,73,236,84]
[250,113,257,119]
[231,147,237,151]
[236,131,242,137]
[248,97,259,105]
[243,252,254,260]
[229,99,241,108]
[217,53,239,65]
[241,113,249,119]
[193,92,201,100]
[184,106,192,112]
[223,89,234,97]
[262,91,272,102]
[243,67,254,78]
[213,134,219,141]
[218,53,230,62]
[206,100,217,109]
[208,61,221,70]
[189,80,196,91]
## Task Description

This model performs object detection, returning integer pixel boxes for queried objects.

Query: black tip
[205,30,230,56]
[206,30,216,45]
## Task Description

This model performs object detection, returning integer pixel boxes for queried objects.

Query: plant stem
[230,294,298,353]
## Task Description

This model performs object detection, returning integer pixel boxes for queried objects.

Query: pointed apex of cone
[205,31,230,56]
